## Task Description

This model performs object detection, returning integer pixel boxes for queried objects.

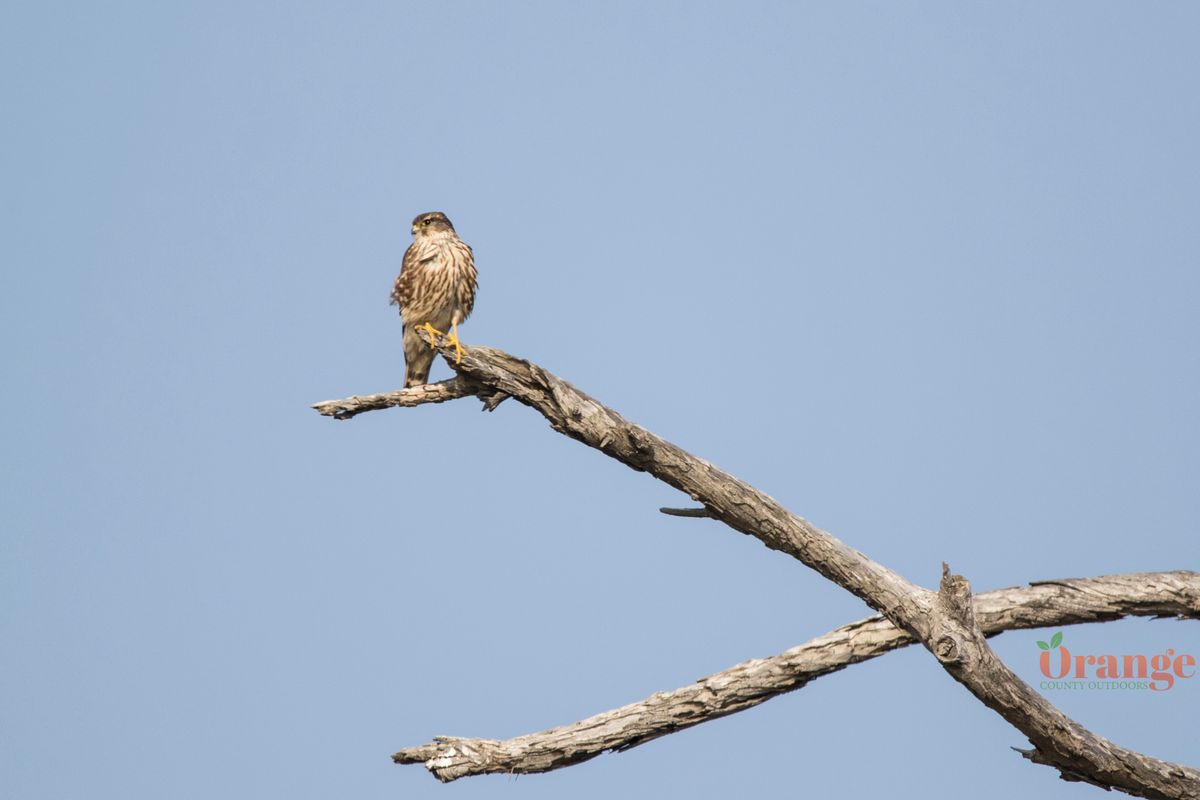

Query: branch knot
[933,634,963,664]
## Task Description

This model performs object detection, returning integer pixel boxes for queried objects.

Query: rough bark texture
[392,571,1199,782]
[314,340,1199,797]
[311,375,507,418]
[929,565,1200,799]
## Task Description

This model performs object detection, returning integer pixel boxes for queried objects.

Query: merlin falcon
[390,211,478,387]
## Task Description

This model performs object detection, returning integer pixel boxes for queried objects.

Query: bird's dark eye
[422,219,431,226]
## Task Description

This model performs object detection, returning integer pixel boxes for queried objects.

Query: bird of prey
[390,211,478,388]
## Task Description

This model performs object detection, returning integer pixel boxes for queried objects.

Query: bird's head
[411,211,456,237]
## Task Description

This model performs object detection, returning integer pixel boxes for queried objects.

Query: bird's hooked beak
[411,224,418,235]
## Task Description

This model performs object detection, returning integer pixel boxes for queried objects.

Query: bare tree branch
[312,376,480,418]
[311,374,508,419]
[315,341,1199,797]
[392,571,1199,782]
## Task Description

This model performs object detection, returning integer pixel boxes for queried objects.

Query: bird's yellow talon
[418,322,444,350]
[446,323,467,364]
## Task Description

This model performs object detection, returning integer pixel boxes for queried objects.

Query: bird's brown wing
[390,242,418,309]
[454,241,478,322]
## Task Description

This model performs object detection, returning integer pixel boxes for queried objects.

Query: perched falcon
[390,211,478,388]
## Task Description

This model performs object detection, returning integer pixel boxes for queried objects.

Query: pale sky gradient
[3,3,1198,798]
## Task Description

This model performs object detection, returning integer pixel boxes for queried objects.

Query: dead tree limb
[314,340,1199,797]
[391,571,1199,782]
[312,376,479,418]
[311,375,508,418]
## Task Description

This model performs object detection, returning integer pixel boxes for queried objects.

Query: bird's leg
[418,322,444,349]
[445,321,466,364]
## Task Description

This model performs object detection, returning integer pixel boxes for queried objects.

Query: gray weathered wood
[314,340,1199,797]
[312,374,508,418]
[312,376,479,418]
[391,571,1198,783]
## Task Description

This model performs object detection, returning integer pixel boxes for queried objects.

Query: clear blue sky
[3,3,1197,798]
